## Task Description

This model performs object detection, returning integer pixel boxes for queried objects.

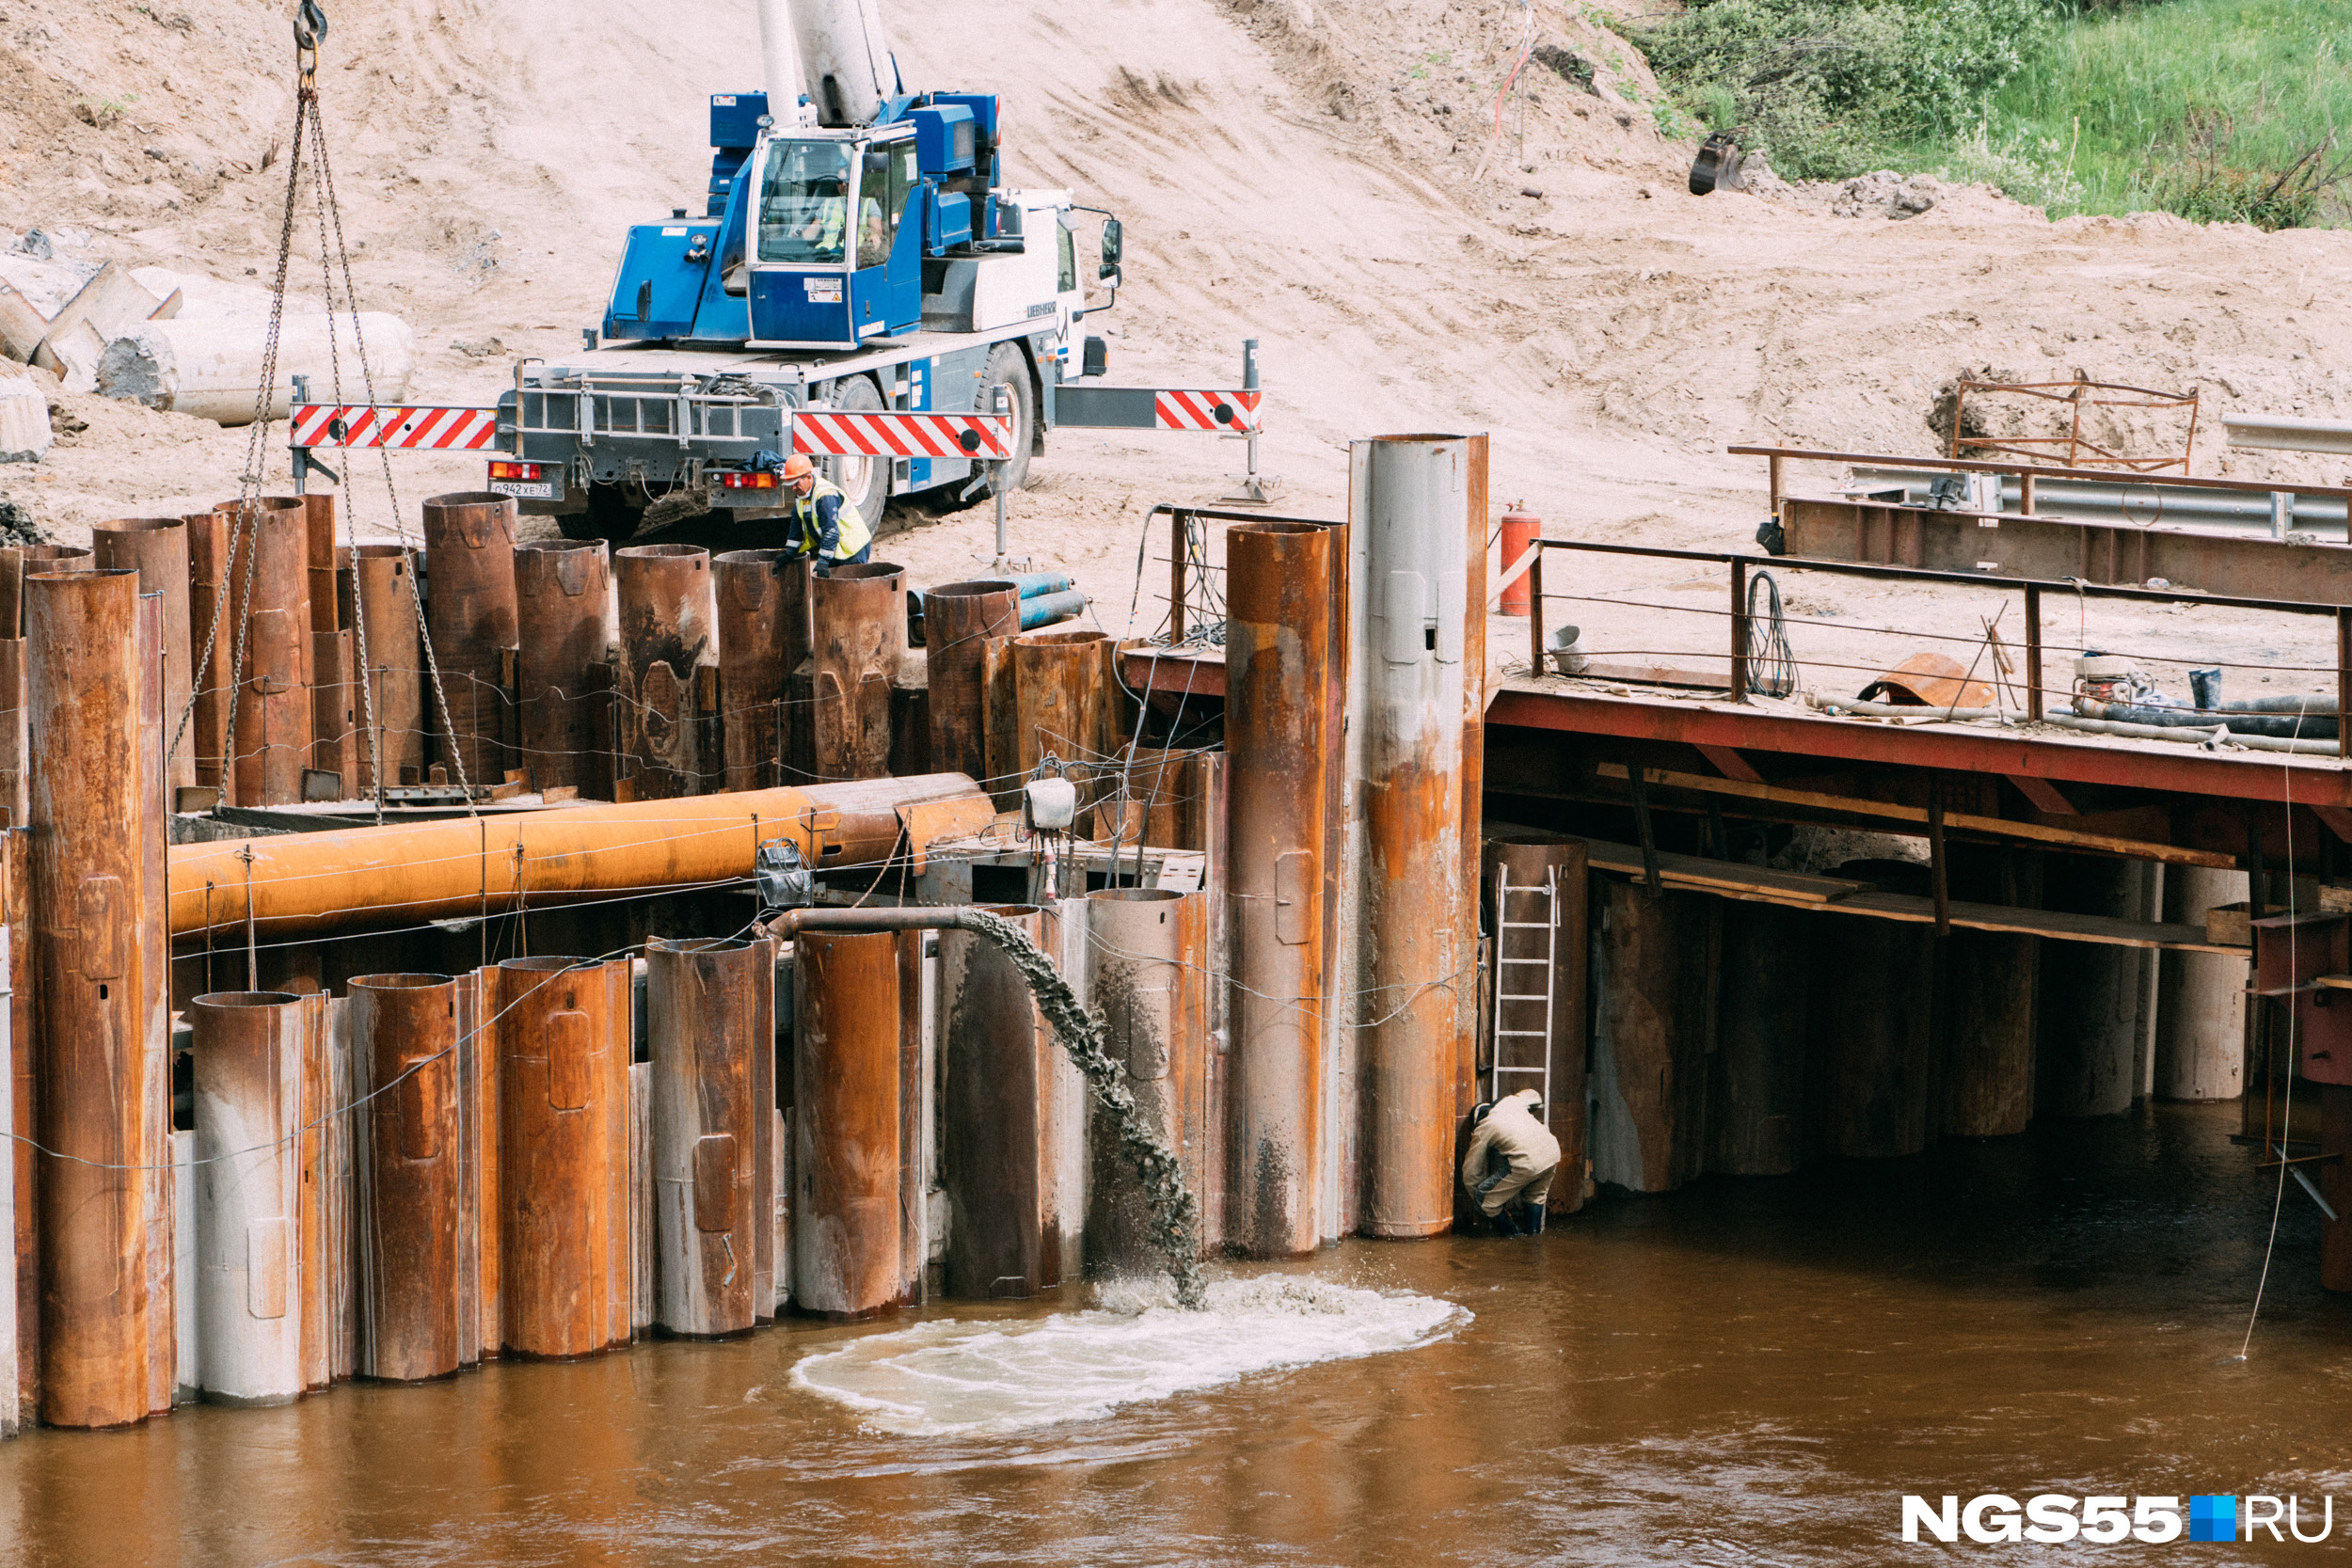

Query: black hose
[2074,700,2338,739]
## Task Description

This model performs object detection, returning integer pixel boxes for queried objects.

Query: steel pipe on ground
[714,550,802,793]
[791,927,912,1319]
[348,545,426,792]
[215,497,311,807]
[941,905,1082,1299]
[647,937,776,1338]
[1480,835,1590,1207]
[92,518,195,794]
[495,956,631,1358]
[30,568,168,1428]
[349,974,464,1382]
[167,772,987,939]
[1346,435,1484,1238]
[615,544,715,801]
[514,541,611,796]
[189,991,304,1405]
[421,492,518,792]
[1083,890,1210,1274]
[923,579,1016,788]
[1224,521,1341,1258]
[807,562,905,784]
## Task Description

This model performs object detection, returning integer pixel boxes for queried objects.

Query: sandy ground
[3,0,2350,697]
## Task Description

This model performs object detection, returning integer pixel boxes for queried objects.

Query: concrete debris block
[1830,169,1944,220]
[31,263,167,392]
[0,253,98,319]
[97,312,416,426]
[130,266,322,322]
[0,376,51,463]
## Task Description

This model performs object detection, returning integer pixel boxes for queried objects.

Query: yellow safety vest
[787,474,871,560]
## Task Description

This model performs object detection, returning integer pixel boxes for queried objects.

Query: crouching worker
[778,452,873,576]
[1461,1088,1562,1236]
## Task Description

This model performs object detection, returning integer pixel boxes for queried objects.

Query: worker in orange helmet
[778,452,873,577]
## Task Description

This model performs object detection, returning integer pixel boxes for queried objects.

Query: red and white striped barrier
[791,410,1015,461]
[289,404,501,451]
[1154,389,1262,432]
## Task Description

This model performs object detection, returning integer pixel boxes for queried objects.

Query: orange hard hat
[782,453,816,482]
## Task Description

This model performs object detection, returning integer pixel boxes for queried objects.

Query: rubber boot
[1487,1204,1523,1238]
[1520,1201,1547,1237]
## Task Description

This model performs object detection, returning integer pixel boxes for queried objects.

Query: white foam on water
[790,1275,1470,1436]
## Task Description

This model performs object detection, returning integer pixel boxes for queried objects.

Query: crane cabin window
[856,140,920,271]
[758,140,853,265]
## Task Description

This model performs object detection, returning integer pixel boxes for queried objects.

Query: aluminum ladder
[1488,864,1557,1107]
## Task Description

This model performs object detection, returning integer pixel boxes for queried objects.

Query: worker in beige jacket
[1461,1088,1562,1236]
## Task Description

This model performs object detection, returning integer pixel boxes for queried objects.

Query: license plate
[489,480,557,500]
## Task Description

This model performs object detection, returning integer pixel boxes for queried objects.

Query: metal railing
[1522,535,2352,760]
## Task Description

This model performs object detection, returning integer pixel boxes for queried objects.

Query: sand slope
[0,0,2346,639]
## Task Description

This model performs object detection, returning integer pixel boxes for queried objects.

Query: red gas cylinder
[1499,509,1542,617]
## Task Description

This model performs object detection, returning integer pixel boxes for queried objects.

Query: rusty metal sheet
[1085,890,1210,1272]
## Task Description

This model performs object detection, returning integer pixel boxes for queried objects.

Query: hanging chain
[306,87,476,816]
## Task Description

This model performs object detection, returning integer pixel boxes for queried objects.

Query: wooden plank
[1577,838,1867,904]
[1826,890,2238,954]
[1593,763,2235,869]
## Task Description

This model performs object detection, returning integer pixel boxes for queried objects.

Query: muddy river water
[3,1101,2345,1566]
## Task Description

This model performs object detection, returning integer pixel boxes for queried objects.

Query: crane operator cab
[600,89,1094,355]
[749,126,922,344]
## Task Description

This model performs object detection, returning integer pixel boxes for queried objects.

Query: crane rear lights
[487,461,548,482]
[717,470,781,491]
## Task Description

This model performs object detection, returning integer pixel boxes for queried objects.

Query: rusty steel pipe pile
[1343,435,1486,1238]
[513,540,612,796]
[349,974,466,1383]
[614,544,716,801]
[28,567,172,1428]
[188,991,306,1406]
[714,550,801,794]
[923,578,1018,787]
[1084,889,1212,1273]
[215,496,312,808]
[646,937,776,1337]
[347,545,427,793]
[792,927,915,1319]
[91,519,196,795]
[940,904,1083,1300]
[303,496,356,791]
[421,492,518,792]
[1011,628,1111,819]
[1224,520,1343,1259]
[493,956,633,1359]
[806,562,906,784]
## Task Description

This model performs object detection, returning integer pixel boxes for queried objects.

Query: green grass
[1986,0,2352,222]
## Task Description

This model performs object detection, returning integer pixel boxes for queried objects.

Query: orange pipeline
[167,773,988,939]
